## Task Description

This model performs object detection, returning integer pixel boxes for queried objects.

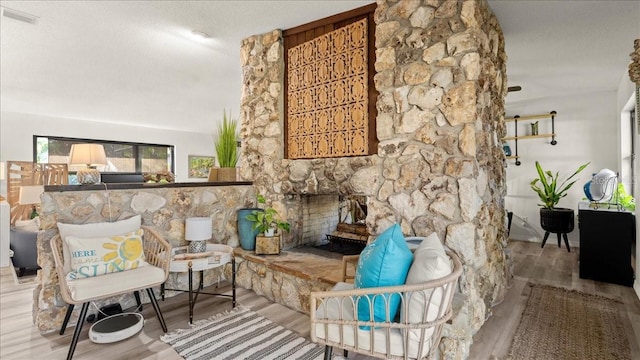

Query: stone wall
[239,0,510,357]
[34,184,254,332]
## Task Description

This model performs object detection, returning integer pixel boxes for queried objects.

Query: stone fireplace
[300,194,340,245]
[301,194,369,247]
[238,0,510,357]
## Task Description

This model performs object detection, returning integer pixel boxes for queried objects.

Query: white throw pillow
[14,217,40,232]
[405,233,450,284]
[57,215,142,274]
[65,228,147,280]
[401,233,452,343]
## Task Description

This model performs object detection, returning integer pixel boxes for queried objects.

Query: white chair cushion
[57,215,141,274]
[314,282,430,359]
[402,233,452,347]
[65,264,165,302]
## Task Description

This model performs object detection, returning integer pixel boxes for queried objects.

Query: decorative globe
[589,169,616,202]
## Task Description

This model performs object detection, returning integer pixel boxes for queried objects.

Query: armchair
[51,219,171,360]
[311,242,462,360]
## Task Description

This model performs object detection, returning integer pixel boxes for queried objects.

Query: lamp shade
[69,144,107,166]
[185,217,212,241]
[18,185,44,205]
[0,162,5,180]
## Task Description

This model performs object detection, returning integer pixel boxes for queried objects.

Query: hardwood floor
[0,270,311,360]
[469,240,640,360]
[1,240,638,360]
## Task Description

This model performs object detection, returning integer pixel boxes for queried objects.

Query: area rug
[506,284,631,360]
[161,306,325,360]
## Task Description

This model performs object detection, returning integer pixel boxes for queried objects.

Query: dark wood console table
[579,203,636,287]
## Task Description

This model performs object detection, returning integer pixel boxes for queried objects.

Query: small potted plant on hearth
[246,194,291,236]
[530,161,589,251]
[245,194,290,254]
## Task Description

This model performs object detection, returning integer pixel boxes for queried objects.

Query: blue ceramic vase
[502,142,512,157]
[237,208,262,250]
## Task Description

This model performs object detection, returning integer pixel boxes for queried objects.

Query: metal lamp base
[77,168,101,184]
[189,240,207,253]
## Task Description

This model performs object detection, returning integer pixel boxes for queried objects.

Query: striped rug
[161,306,325,360]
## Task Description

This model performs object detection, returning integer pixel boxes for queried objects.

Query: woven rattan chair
[311,248,462,360]
[51,225,171,360]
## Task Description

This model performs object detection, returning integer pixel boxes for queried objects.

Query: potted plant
[215,110,238,181]
[246,194,291,237]
[530,161,589,246]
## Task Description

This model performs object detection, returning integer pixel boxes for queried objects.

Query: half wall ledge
[44,181,253,192]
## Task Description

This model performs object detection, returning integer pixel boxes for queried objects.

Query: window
[621,97,636,197]
[34,136,174,175]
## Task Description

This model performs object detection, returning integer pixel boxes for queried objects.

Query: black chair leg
[343,349,348,357]
[60,304,75,335]
[556,232,562,248]
[146,288,167,333]
[134,291,143,310]
[562,233,571,252]
[323,345,333,360]
[541,231,550,248]
[66,302,89,360]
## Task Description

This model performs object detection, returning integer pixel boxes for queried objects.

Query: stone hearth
[232,248,342,313]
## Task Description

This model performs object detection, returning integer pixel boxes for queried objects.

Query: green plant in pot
[530,161,589,251]
[246,194,291,237]
[214,110,238,181]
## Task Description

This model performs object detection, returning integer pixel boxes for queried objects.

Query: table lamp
[185,217,212,253]
[69,144,107,184]
[18,185,45,219]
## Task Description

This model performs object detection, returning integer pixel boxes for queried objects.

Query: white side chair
[51,221,171,360]
[310,239,462,360]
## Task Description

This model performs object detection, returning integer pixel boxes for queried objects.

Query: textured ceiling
[1,0,639,134]
[489,0,640,115]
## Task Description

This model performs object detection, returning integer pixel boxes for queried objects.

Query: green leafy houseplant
[615,183,635,212]
[245,194,291,236]
[530,161,590,209]
[215,110,238,168]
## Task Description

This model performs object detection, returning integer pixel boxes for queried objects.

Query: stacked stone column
[239,1,510,357]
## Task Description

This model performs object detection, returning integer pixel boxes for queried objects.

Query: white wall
[617,75,640,299]
[505,90,618,247]
[0,111,215,197]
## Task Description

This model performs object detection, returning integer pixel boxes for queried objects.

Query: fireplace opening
[301,194,369,255]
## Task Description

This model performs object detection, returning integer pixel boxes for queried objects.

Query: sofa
[10,227,40,276]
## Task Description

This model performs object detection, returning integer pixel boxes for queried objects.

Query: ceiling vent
[1,6,39,25]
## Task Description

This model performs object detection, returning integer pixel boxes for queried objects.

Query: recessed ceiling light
[191,30,211,39]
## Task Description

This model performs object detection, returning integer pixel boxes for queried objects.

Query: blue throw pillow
[354,223,413,328]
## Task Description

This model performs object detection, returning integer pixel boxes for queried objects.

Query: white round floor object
[89,313,144,344]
